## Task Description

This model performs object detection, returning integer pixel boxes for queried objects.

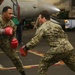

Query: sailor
[20,10,75,75]
[0,6,26,75]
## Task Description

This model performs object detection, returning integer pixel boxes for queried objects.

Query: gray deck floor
[0,29,75,75]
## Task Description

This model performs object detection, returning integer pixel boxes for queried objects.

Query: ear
[43,17,46,20]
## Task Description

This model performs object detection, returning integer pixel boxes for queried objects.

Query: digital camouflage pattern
[26,20,75,75]
[26,20,73,53]
[38,50,75,75]
[0,15,24,72]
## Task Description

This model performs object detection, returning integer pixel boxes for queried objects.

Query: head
[38,10,50,24]
[2,6,13,21]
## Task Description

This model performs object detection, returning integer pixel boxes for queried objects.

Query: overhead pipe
[11,0,20,19]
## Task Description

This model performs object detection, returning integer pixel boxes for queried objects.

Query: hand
[11,38,18,49]
[20,45,28,57]
[0,29,5,34]
[4,26,14,36]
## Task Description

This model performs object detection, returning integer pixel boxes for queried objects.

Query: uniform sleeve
[26,27,45,49]
[10,20,17,38]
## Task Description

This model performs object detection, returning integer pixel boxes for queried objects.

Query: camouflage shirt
[26,21,74,53]
[0,15,17,43]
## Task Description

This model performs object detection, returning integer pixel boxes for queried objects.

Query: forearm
[12,25,17,38]
[26,36,40,49]
[0,28,5,34]
[9,20,17,38]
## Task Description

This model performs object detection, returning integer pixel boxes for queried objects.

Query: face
[38,14,43,24]
[38,14,46,24]
[3,9,13,21]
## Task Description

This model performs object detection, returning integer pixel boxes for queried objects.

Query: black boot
[20,71,26,75]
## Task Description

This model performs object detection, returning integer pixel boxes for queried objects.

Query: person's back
[37,20,74,54]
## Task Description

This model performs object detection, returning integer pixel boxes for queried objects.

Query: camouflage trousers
[0,41,24,73]
[38,50,75,75]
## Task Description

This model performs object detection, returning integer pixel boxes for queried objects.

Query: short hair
[2,6,12,13]
[39,10,50,20]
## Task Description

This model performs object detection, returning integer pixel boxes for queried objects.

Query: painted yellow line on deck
[28,50,44,57]
[0,49,65,70]
[0,64,39,70]
[0,62,65,70]
[29,50,64,66]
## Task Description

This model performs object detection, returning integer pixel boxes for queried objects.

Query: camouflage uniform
[0,15,24,72]
[26,20,75,75]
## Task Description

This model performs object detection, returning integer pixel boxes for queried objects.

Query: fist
[5,26,14,36]
[20,46,28,56]
[11,38,18,49]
